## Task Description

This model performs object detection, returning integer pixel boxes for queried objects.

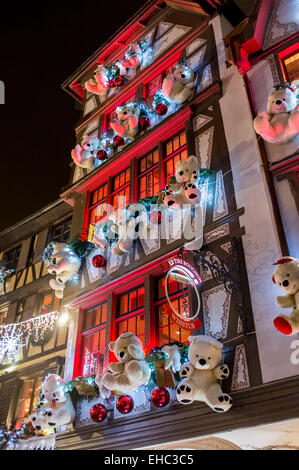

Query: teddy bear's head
[173,64,195,85]
[90,64,108,86]
[125,42,142,59]
[272,257,299,296]
[109,332,144,363]
[175,155,199,183]
[42,374,67,404]
[267,87,297,114]
[81,135,99,152]
[188,335,223,370]
[115,103,141,121]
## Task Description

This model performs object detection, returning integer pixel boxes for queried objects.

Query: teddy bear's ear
[211,343,223,352]
[188,335,198,344]
[272,275,276,284]
[108,341,115,352]
[187,155,198,164]
[275,257,295,265]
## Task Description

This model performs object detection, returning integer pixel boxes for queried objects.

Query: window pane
[138,287,144,307]
[129,290,137,311]
[120,294,128,315]
[128,316,136,334]
[137,314,144,336]
[84,310,94,330]
[101,304,107,324]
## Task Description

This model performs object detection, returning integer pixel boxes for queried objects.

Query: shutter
[0,380,15,425]
[16,238,31,272]
[22,295,36,321]
[6,302,17,323]
[32,229,49,264]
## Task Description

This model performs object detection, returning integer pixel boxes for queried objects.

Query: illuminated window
[4,245,21,272]
[144,64,175,105]
[283,51,299,82]
[116,287,145,344]
[163,131,187,180]
[51,219,72,244]
[155,276,190,346]
[15,377,43,430]
[80,304,107,376]
[89,183,109,226]
[138,149,160,199]
[15,300,25,323]
[111,168,131,211]
[39,292,60,316]
[0,308,7,325]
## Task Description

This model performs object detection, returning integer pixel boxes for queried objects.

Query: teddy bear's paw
[184,183,199,203]
[176,382,195,404]
[219,364,230,379]
[179,363,193,379]
[162,191,180,209]
[273,316,293,335]
[212,394,232,413]
[102,372,116,390]
[165,184,173,194]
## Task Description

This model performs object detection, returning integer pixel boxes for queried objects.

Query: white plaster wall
[274,178,299,258]
[63,309,79,383]
[211,15,299,383]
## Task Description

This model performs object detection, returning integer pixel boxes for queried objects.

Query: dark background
[0,1,144,232]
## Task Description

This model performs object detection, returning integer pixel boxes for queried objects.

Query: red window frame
[115,286,145,345]
[89,183,109,226]
[137,148,160,199]
[278,43,299,83]
[111,167,131,211]
[163,130,188,183]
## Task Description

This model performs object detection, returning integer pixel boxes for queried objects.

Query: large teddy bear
[162,155,200,209]
[176,335,232,413]
[102,332,151,393]
[85,64,109,97]
[272,257,299,335]
[254,86,299,144]
[71,135,99,171]
[110,103,141,140]
[28,375,75,432]
[46,243,81,298]
[162,63,196,105]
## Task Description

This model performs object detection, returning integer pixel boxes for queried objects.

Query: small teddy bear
[254,86,299,144]
[26,411,52,435]
[162,344,181,373]
[121,42,143,69]
[40,374,76,428]
[85,64,109,97]
[272,257,299,335]
[102,332,151,393]
[46,243,82,298]
[110,103,141,140]
[71,135,99,171]
[93,219,118,250]
[162,63,196,105]
[176,335,232,413]
[163,155,200,209]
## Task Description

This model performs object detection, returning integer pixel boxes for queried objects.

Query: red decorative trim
[242,0,276,55]
[270,155,299,176]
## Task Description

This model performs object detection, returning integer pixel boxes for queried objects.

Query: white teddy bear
[254,86,299,144]
[162,63,196,105]
[46,243,81,298]
[85,64,109,97]
[102,332,151,393]
[93,219,117,250]
[26,410,54,434]
[176,335,232,413]
[162,344,181,373]
[272,257,299,335]
[121,42,143,69]
[110,103,141,140]
[71,135,99,171]
[40,374,75,428]
[162,155,200,209]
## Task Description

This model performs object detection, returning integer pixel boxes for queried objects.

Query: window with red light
[282,51,299,83]
[89,183,108,226]
[37,292,60,317]
[80,304,107,376]
[155,276,190,346]
[111,167,131,211]
[116,287,145,344]
[144,64,175,106]
[15,377,43,430]
[163,131,187,181]
[138,148,160,199]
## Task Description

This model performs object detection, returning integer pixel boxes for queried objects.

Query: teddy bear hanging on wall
[272,257,299,335]
[254,84,299,144]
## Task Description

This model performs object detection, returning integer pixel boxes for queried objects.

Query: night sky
[0,1,144,232]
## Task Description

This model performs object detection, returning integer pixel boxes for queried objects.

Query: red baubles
[139,116,150,131]
[149,210,162,225]
[151,387,170,408]
[116,395,134,414]
[114,75,125,87]
[107,79,116,88]
[97,149,108,161]
[90,403,107,422]
[113,136,125,148]
[92,254,106,268]
[155,103,168,116]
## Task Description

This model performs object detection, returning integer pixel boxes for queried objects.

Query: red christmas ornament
[149,210,162,225]
[107,79,116,88]
[139,116,150,131]
[90,403,107,422]
[114,75,125,87]
[151,387,170,408]
[113,136,125,148]
[155,103,168,116]
[116,395,134,414]
[92,254,106,268]
[97,149,108,161]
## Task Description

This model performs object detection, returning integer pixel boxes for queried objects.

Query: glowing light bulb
[57,312,69,327]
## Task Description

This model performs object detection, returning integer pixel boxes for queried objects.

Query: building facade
[1,0,299,451]
[0,200,72,436]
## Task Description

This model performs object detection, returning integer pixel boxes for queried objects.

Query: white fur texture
[162,64,196,105]
[163,155,200,208]
[71,135,99,171]
[47,243,81,298]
